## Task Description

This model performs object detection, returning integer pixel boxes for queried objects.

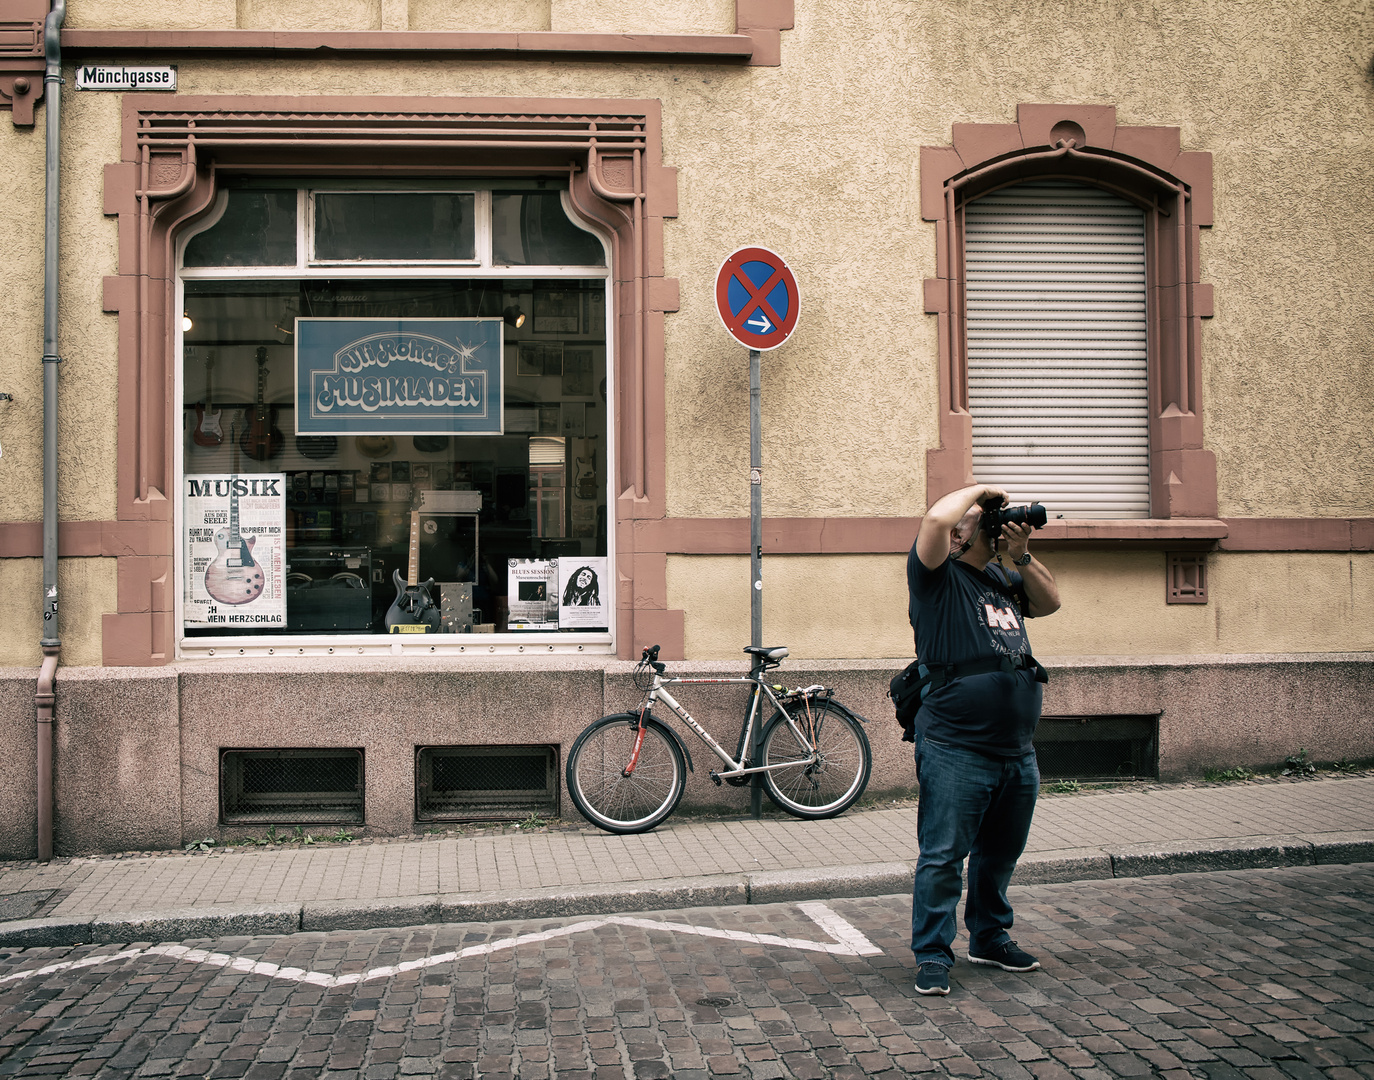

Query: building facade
[1,0,1370,856]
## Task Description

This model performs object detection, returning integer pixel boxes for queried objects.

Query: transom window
[177,181,613,655]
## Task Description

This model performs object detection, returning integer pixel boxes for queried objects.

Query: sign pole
[749,346,764,818]
[713,246,799,823]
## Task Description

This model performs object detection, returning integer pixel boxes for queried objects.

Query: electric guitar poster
[184,473,287,628]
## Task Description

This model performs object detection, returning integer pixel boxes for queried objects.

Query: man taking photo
[907,482,1061,996]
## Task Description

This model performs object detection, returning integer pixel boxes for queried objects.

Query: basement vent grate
[220,748,364,825]
[416,745,558,822]
[1034,716,1158,781]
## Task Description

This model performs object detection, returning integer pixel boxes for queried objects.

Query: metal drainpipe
[36,0,66,864]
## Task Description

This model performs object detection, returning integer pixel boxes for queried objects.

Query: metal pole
[748,347,763,818]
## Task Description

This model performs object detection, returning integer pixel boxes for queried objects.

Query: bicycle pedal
[708,771,723,786]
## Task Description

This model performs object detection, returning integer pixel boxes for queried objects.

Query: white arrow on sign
[746,312,773,333]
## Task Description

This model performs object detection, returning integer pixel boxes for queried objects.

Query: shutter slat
[966,180,1149,518]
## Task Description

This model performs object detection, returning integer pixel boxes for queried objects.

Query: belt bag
[888,653,1048,743]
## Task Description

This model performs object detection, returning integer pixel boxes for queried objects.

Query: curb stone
[4,838,1373,946]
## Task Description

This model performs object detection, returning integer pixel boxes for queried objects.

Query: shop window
[179,181,612,649]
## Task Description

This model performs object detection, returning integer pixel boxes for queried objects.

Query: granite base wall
[0,653,1369,857]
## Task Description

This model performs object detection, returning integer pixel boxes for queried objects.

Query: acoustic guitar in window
[239,346,283,461]
[384,510,440,633]
[204,479,266,605]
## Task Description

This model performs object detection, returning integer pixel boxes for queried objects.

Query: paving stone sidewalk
[1,777,1371,947]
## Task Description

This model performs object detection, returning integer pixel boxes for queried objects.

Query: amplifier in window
[285,546,373,632]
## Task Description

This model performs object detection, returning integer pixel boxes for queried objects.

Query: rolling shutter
[965,180,1149,519]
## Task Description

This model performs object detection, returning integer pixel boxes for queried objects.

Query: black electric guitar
[384,510,440,633]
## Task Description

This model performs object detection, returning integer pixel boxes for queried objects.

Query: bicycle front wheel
[759,700,871,819]
[566,713,685,834]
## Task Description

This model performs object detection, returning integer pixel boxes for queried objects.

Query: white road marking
[0,903,881,989]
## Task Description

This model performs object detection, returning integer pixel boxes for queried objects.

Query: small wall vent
[220,748,364,824]
[1034,716,1158,781]
[416,745,557,822]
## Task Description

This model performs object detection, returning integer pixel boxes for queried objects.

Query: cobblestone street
[1,864,1371,1079]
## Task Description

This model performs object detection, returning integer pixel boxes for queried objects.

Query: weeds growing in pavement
[1204,765,1254,782]
[517,811,549,830]
[1282,748,1318,777]
[1047,780,1081,794]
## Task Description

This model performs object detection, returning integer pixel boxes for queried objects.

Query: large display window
[177,182,613,654]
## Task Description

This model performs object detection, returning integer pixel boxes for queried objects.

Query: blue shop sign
[295,318,504,435]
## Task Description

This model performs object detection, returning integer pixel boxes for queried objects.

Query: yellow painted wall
[668,552,1374,661]
[5,0,1372,666]
[0,558,115,668]
[0,119,46,524]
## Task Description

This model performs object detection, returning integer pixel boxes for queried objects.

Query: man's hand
[1002,519,1033,561]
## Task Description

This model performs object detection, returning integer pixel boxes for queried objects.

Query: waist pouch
[888,653,1048,743]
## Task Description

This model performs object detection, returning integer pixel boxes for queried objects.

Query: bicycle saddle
[743,645,789,661]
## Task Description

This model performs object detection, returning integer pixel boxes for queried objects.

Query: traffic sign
[715,246,800,351]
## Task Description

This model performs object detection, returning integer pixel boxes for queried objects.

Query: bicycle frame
[631,667,827,781]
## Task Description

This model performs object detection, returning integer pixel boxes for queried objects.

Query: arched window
[922,106,1216,526]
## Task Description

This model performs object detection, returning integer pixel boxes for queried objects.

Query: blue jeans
[910,733,1039,968]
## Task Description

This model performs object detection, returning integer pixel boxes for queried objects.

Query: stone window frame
[102,94,683,665]
[921,104,1217,525]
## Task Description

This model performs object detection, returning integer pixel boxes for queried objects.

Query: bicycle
[565,644,873,834]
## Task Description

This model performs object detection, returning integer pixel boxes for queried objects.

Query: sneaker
[967,940,1040,972]
[914,962,950,996]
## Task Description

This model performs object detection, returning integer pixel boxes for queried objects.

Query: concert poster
[183,473,287,628]
[557,557,608,630]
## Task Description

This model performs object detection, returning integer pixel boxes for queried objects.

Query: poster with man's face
[557,557,608,629]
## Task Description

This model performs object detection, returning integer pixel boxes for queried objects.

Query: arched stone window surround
[921,105,1216,522]
[101,95,682,664]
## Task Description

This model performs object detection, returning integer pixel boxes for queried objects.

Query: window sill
[1032,519,1228,551]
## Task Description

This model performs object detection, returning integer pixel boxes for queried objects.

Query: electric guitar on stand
[384,510,440,633]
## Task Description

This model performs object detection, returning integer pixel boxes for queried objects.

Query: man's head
[950,504,994,563]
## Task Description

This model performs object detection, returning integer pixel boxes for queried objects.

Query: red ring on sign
[715,246,800,351]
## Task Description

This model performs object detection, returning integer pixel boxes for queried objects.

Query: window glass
[181,277,608,638]
[313,193,476,262]
[184,190,297,267]
[492,192,605,266]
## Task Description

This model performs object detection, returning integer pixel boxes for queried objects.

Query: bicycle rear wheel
[566,713,685,834]
[759,699,871,819]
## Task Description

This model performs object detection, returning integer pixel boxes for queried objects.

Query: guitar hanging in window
[240,346,283,461]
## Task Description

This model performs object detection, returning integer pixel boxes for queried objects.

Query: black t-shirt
[906,547,1043,757]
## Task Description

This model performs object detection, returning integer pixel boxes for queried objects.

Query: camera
[980,498,1048,540]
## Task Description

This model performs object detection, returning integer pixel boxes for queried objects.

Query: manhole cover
[696,996,735,1008]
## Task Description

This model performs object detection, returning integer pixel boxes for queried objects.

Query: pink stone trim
[100,95,682,665]
[922,105,1217,519]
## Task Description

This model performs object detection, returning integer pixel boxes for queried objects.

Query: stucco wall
[668,551,1374,662]
[2,0,1371,671]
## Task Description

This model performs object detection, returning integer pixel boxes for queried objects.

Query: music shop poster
[184,474,287,628]
[295,318,504,436]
